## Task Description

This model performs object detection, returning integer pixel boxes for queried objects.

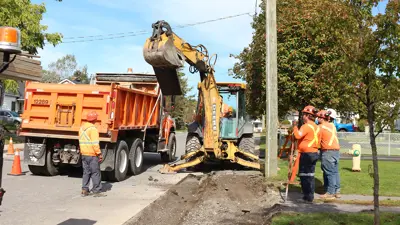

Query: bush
[357,119,368,132]
[281,120,291,125]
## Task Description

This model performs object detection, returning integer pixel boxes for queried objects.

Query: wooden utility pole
[265,0,278,177]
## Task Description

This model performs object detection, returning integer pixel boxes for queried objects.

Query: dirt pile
[124,171,282,225]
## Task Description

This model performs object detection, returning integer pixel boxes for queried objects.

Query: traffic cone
[8,149,25,176]
[6,137,14,155]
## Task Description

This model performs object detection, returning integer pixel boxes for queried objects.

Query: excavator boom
[143,20,260,173]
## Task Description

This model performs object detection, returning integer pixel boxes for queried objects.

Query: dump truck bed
[19,81,161,142]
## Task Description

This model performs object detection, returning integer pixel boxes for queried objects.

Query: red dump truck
[19,72,176,182]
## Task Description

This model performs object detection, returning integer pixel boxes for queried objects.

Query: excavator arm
[143,20,220,152]
[143,20,260,173]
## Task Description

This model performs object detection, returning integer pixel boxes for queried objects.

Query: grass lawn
[258,136,400,196]
[271,212,400,225]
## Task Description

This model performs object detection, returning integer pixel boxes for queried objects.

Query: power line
[49,12,252,44]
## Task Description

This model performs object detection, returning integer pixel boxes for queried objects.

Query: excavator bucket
[143,34,185,96]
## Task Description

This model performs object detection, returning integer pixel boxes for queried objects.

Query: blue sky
[33,0,257,97]
[33,0,388,97]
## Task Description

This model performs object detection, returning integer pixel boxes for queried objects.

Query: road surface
[0,132,189,225]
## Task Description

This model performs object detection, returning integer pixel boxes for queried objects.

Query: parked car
[334,119,357,132]
[0,110,22,129]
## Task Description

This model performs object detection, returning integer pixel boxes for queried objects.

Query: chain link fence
[337,132,400,156]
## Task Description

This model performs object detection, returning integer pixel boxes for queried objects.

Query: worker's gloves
[98,154,103,162]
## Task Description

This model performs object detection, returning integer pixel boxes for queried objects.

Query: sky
[33,0,258,97]
[33,0,388,97]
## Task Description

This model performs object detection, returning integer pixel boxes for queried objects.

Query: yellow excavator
[143,20,260,173]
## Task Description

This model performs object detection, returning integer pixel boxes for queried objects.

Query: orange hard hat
[86,111,98,122]
[302,105,318,116]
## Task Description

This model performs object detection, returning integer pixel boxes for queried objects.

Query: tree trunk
[367,104,380,225]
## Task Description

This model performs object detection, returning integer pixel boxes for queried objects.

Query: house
[1,81,25,114]
[58,78,81,85]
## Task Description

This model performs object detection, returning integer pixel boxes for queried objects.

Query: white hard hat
[327,108,337,119]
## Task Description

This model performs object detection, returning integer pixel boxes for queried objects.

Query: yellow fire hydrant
[348,144,361,172]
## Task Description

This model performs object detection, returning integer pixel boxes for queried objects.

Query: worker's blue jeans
[82,156,102,193]
[320,150,341,195]
[299,152,319,202]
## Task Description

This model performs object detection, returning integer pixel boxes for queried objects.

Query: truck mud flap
[100,147,115,172]
[24,142,46,166]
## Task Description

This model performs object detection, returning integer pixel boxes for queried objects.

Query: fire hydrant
[348,144,361,172]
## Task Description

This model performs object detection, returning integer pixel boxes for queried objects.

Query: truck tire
[128,138,144,175]
[239,134,256,155]
[43,150,59,176]
[108,140,129,182]
[28,165,45,176]
[161,133,177,162]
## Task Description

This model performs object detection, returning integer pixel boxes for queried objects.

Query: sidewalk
[280,191,400,213]
[3,143,25,152]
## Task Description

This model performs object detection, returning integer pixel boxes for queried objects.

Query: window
[11,101,16,111]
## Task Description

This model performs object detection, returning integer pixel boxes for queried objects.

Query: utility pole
[265,0,278,177]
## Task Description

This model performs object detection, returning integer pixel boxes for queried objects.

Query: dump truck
[19,72,177,182]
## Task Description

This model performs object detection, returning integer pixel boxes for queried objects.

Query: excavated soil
[124,172,282,225]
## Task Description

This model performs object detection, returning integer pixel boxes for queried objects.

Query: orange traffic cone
[8,149,25,176]
[6,137,14,155]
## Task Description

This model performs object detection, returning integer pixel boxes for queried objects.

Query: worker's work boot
[335,193,341,198]
[81,189,89,197]
[320,193,335,200]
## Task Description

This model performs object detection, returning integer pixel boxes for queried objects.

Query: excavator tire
[239,134,256,155]
[185,135,201,156]
[184,135,203,171]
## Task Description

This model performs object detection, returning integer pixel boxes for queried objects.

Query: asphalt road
[0,132,189,225]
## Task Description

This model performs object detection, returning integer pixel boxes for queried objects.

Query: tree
[324,1,400,223]
[0,0,62,92]
[230,0,358,118]
[165,71,196,130]
[41,54,89,84]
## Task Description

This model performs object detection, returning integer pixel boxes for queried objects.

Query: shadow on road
[57,218,96,225]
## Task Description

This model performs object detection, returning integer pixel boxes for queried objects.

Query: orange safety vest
[319,122,340,150]
[293,121,321,153]
[79,122,101,156]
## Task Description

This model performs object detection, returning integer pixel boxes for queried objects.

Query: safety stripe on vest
[306,124,319,148]
[299,173,315,177]
[321,124,338,146]
[80,141,100,145]
[79,126,95,141]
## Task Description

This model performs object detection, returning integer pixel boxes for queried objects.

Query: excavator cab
[218,83,252,140]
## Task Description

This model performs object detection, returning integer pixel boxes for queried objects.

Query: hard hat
[326,108,337,119]
[228,106,233,112]
[302,105,318,116]
[86,111,98,122]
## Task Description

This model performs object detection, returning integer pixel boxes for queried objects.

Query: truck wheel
[161,133,177,162]
[239,134,256,155]
[128,138,144,175]
[28,165,45,176]
[108,140,129,182]
[43,150,59,176]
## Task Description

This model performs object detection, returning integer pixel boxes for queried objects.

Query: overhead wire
[49,12,252,44]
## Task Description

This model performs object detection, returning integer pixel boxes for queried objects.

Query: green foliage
[0,0,62,92]
[231,0,358,118]
[280,120,291,125]
[357,119,368,132]
[166,71,197,130]
[3,79,19,94]
[41,54,89,84]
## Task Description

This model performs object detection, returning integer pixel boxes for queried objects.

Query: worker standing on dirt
[292,105,321,203]
[318,109,341,199]
[79,111,106,197]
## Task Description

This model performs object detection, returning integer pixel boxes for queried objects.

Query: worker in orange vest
[292,105,321,203]
[317,110,341,200]
[79,111,106,197]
